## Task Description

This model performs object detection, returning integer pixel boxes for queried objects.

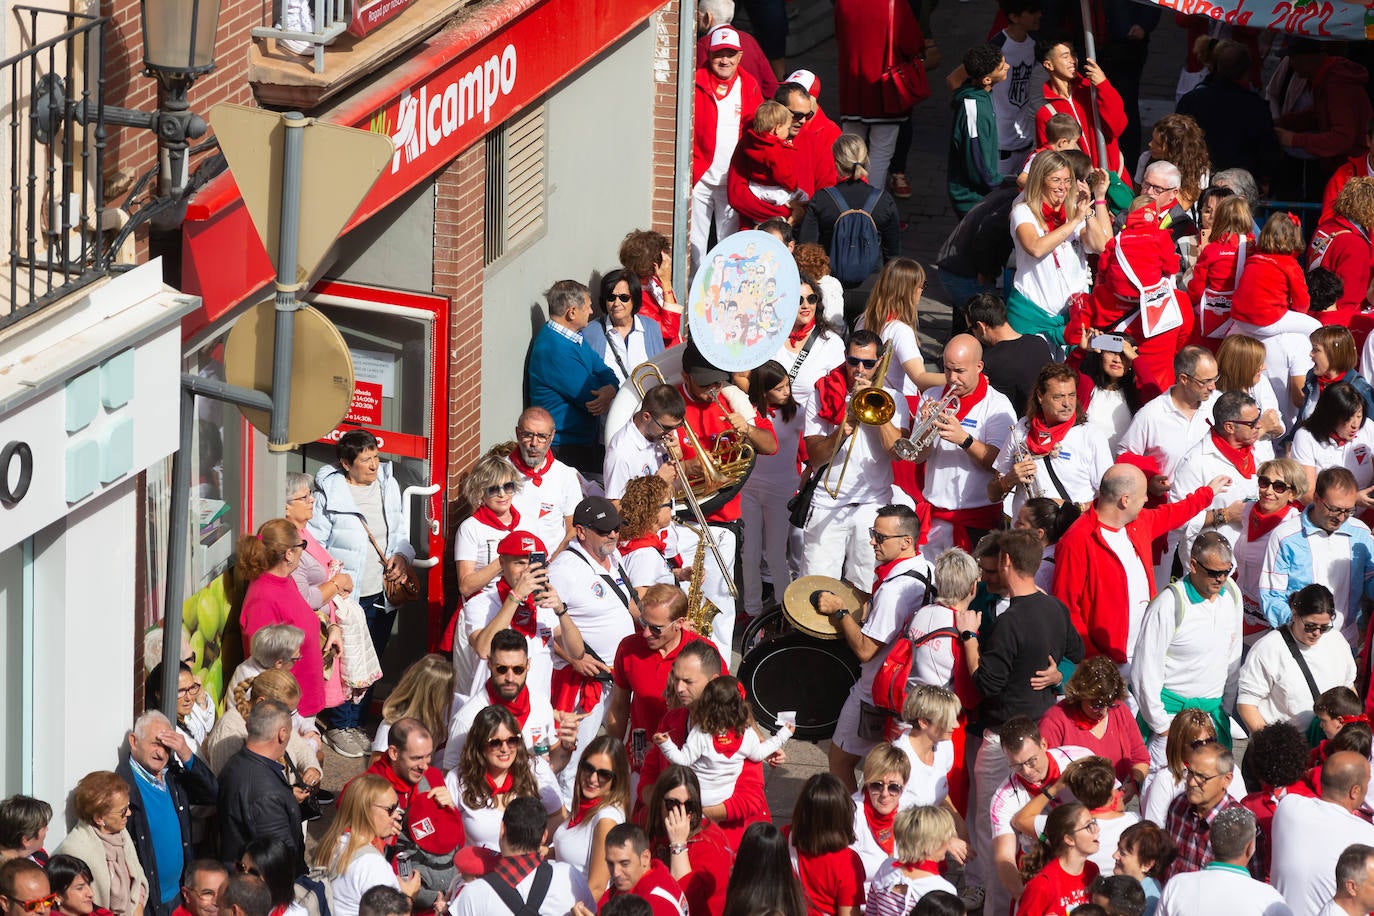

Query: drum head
[738,631,860,742]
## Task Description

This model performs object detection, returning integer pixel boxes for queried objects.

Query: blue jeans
[324,592,392,730]
[936,269,996,317]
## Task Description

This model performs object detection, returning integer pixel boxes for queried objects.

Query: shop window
[483,103,546,266]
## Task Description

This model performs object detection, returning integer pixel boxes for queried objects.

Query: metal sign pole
[1078,0,1111,170]
[269,112,307,448]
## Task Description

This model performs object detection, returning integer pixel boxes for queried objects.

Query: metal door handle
[402,484,441,569]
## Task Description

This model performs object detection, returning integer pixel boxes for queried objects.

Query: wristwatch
[832,608,851,622]
[959,630,979,641]
[959,434,974,450]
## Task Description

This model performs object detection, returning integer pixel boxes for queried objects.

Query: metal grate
[483,103,545,266]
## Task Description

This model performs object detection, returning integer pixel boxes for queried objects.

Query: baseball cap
[681,341,730,387]
[707,25,742,52]
[496,530,546,557]
[786,69,821,98]
[573,496,623,534]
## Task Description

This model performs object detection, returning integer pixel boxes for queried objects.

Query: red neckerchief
[815,364,851,426]
[1316,372,1344,394]
[862,796,896,854]
[871,557,906,594]
[1013,752,1061,794]
[1247,501,1299,542]
[485,770,514,796]
[788,319,817,346]
[1026,415,1075,456]
[510,450,554,487]
[711,729,743,755]
[701,68,738,99]
[620,532,667,554]
[485,680,531,729]
[1090,793,1124,816]
[1208,429,1256,479]
[567,795,602,828]
[950,374,988,421]
[1064,702,1106,732]
[495,579,539,639]
[493,852,542,890]
[897,860,943,875]
[1041,201,1067,231]
[472,504,520,532]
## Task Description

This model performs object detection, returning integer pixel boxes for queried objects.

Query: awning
[181,0,667,337]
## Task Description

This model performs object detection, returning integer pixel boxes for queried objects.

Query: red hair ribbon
[1339,714,1370,726]
[1286,212,1302,227]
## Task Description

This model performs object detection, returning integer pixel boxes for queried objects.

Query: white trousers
[740,481,796,616]
[800,501,880,589]
[689,179,737,279]
[970,731,1015,916]
[672,522,738,663]
[839,119,901,194]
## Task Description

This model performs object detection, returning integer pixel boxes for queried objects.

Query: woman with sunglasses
[47,855,111,916]
[456,453,526,601]
[1014,803,1099,916]
[765,273,845,416]
[236,518,333,727]
[552,735,630,897]
[284,470,349,718]
[237,836,303,916]
[1237,584,1356,741]
[1292,381,1374,502]
[645,766,733,916]
[1139,710,1245,826]
[52,772,147,916]
[583,270,664,385]
[1036,657,1149,797]
[851,746,910,880]
[618,475,680,591]
[444,706,564,852]
[312,774,420,916]
[1233,458,1306,640]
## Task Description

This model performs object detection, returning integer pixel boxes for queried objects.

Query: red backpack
[871,607,981,717]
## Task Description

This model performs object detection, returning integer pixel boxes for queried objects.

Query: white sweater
[657,725,791,805]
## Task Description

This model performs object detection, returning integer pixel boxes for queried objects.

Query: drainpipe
[670,0,694,304]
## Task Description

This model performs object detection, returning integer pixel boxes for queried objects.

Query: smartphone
[1089,333,1125,353]
[528,550,547,569]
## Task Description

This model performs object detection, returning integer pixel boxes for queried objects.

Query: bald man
[1054,463,1229,667]
[1273,752,1374,916]
[913,335,1017,559]
[509,406,584,557]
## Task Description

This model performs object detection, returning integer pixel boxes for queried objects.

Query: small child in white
[653,675,794,806]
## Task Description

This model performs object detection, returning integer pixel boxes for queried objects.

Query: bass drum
[737,623,860,742]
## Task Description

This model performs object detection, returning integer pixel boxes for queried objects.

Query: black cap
[680,341,730,387]
[573,496,623,533]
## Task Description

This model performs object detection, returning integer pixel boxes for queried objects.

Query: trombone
[821,343,896,498]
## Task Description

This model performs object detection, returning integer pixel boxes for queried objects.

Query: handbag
[787,464,826,528]
[283,752,324,822]
[362,520,419,605]
[878,0,929,113]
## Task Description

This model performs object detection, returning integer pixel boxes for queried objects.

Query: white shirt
[1251,377,1284,463]
[1117,389,1218,480]
[902,602,959,689]
[552,805,625,875]
[621,544,675,589]
[701,78,742,186]
[1236,623,1356,731]
[455,514,515,567]
[1100,525,1152,662]
[1265,332,1314,428]
[1010,201,1091,315]
[444,771,565,852]
[892,733,953,810]
[603,421,667,501]
[547,541,636,668]
[1085,385,1131,453]
[919,382,1016,510]
[1158,862,1294,916]
[853,556,933,699]
[451,858,595,916]
[865,863,958,916]
[1089,812,1140,876]
[459,585,560,700]
[328,845,397,916]
[656,725,790,806]
[442,684,560,771]
[509,456,582,552]
[854,317,923,393]
[599,320,650,384]
[989,746,1093,847]
[991,30,1042,155]
[1291,423,1374,490]
[992,419,1113,517]
[803,382,910,506]
[1131,580,1243,735]
[1169,435,1260,561]
[1235,503,1302,624]
[1272,794,1374,916]
[770,330,847,418]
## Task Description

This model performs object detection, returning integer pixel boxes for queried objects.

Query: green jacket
[947,84,1000,217]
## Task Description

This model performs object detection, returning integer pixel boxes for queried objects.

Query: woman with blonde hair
[1215,334,1285,460]
[236,518,335,722]
[864,806,958,916]
[799,135,900,294]
[371,653,456,754]
[1234,458,1306,639]
[858,257,940,392]
[617,475,679,591]
[53,772,148,916]
[202,669,323,798]
[894,685,969,858]
[456,453,525,598]
[312,774,420,916]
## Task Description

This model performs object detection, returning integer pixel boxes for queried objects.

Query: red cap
[496,530,546,557]
[454,846,499,876]
[405,785,467,854]
[786,69,821,97]
[707,25,742,52]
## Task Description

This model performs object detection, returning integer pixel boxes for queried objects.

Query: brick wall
[649,0,680,239]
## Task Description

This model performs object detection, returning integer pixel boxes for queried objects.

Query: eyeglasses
[869,528,908,544]
[485,482,518,497]
[606,293,633,303]
[1301,620,1335,634]
[17,895,59,913]
[485,736,522,751]
[235,862,262,877]
[1044,176,1073,187]
[846,356,879,369]
[1073,819,1101,834]
[1184,767,1223,785]
[288,492,315,502]
[664,797,699,814]
[1228,415,1263,429]
[1319,499,1357,519]
[1194,562,1232,580]
[289,653,303,664]
[1257,476,1292,494]
[1183,373,1219,387]
[799,293,819,305]
[1140,181,1180,195]
[493,664,527,676]
[1011,753,1043,773]
[516,429,553,443]
[373,802,401,816]
[176,685,198,697]
[787,108,814,122]
[579,760,615,783]
[866,781,904,796]
[659,501,674,510]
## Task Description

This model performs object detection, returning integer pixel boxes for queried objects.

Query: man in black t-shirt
[964,293,1054,418]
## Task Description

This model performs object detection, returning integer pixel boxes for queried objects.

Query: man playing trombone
[799,329,913,588]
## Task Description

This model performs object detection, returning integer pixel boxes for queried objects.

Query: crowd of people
[15,3,1374,916]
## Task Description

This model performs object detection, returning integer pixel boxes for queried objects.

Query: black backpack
[824,186,884,284]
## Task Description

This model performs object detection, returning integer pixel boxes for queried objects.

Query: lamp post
[139,0,221,199]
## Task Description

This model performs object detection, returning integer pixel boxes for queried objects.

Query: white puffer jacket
[307,462,415,605]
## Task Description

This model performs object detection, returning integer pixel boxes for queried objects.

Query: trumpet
[906,392,962,454]
[1009,438,1044,499]
[821,344,895,498]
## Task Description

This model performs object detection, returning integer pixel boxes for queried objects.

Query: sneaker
[323,728,365,758]
[889,172,912,199]
[346,727,374,755]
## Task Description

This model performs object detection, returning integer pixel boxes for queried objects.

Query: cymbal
[782,575,866,640]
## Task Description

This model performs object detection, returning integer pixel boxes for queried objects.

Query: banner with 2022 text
[1130,0,1373,40]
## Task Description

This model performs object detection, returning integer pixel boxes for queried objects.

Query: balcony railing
[2,6,107,331]
[251,0,349,75]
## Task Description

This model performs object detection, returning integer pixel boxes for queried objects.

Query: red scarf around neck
[485,680,532,729]
[712,729,743,756]
[863,797,897,854]
[1014,751,1061,794]
[788,319,817,346]
[620,532,667,555]
[567,795,603,828]
[472,504,520,532]
[814,364,851,427]
[1247,502,1299,542]
[1042,201,1068,231]
[871,557,908,594]
[495,579,540,640]
[896,860,943,876]
[485,770,514,796]
[1063,701,1108,733]
[1208,429,1256,479]
[702,68,738,100]
[949,374,988,421]
[1026,415,1075,456]
[510,450,554,487]
[1316,371,1344,393]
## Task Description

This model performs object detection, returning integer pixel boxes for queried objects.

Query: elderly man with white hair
[695,0,777,97]
[116,710,218,916]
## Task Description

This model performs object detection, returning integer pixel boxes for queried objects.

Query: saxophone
[1010,438,1045,499]
[680,520,723,637]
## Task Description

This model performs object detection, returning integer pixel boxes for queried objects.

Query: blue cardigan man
[528,280,619,476]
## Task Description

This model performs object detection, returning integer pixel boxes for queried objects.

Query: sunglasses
[485,481,517,497]
[579,760,615,783]
[493,664,527,676]
[486,735,522,751]
[1087,699,1117,711]
[866,781,903,796]
[606,293,633,303]
[1228,415,1263,429]
[659,501,674,509]
[1194,562,1232,580]
[643,620,669,637]
[846,356,879,369]
[17,896,58,913]
[373,801,401,816]
[799,293,819,305]
[869,528,908,544]
[1257,476,1291,493]
[1189,737,1218,750]
[1302,620,1335,634]
[788,108,815,122]
[664,797,699,814]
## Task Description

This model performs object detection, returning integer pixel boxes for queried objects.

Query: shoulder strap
[787,324,824,383]
[910,626,960,647]
[861,188,884,215]
[525,863,554,913]
[823,185,848,212]
[566,547,636,613]
[603,319,631,379]
[1041,451,1073,502]
[481,864,554,916]
[1115,242,1145,292]
[1235,235,1247,276]
[1278,624,1323,703]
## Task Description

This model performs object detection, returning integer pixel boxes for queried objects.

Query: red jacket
[1285,58,1373,168]
[727,129,798,226]
[794,107,842,196]
[1091,209,1180,317]
[1307,215,1372,318]
[1231,252,1310,326]
[662,821,734,916]
[599,861,689,916]
[692,67,762,187]
[1035,77,1129,178]
[1321,153,1374,222]
[1186,233,1251,304]
[695,29,777,98]
[834,0,925,119]
[1052,487,1214,662]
